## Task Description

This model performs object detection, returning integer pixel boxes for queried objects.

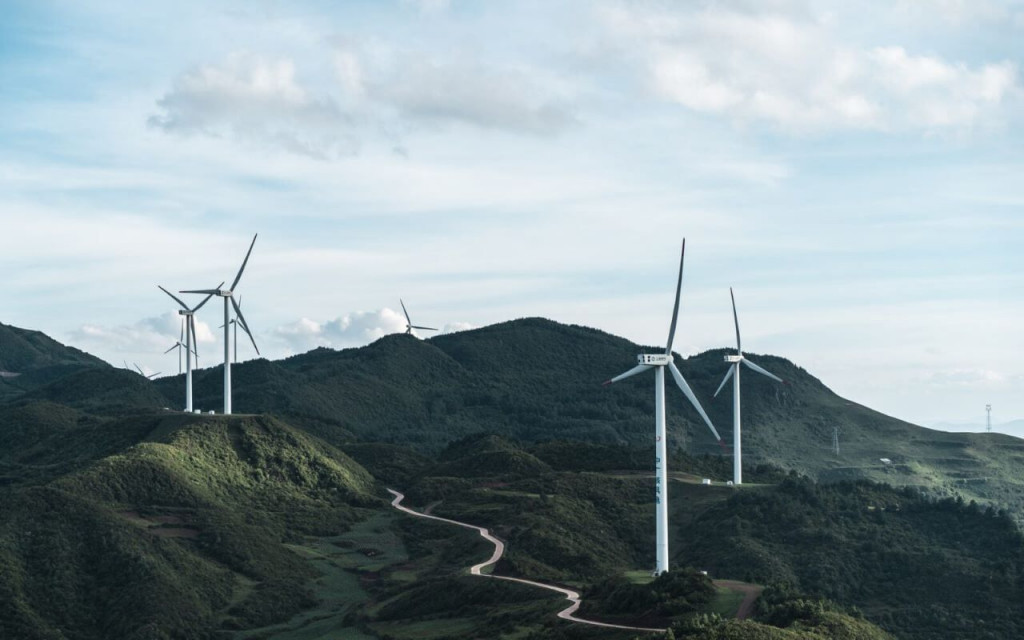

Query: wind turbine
[133,363,161,379]
[713,288,783,485]
[219,297,242,364]
[400,299,438,336]
[158,284,219,412]
[181,234,259,415]
[603,239,723,575]
[164,318,198,375]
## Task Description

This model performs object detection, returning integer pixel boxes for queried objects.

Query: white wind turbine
[164,317,198,375]
[158,284,219,412]
[603,240,723,575]
[713,288,784,485]
[133,363,161,379]
[400,299,438,337]
[219,297,243,364]
[181,234,259,415]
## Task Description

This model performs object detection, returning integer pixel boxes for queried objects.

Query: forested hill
[3,316,1023,515]
[0,321,110,403]
[153,317,1024,518]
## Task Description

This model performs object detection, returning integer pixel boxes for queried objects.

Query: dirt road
[388,489,666,633]
[712,580,763,620]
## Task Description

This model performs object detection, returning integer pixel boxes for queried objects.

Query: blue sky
[1,0,1021,427]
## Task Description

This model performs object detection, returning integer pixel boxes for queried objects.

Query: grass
[623,569,656,585]
[368,618,478,639]
[234,512,412,639]
[709,585,749,618]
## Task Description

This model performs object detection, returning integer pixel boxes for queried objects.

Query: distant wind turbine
[400,299,438,337]
[603,240,723,575]
[158,283,218,412]
[713,288,784,485]
[164,317,198,375]
[181,234,259,415]
[133,363,161,379]
[219,296,243,364]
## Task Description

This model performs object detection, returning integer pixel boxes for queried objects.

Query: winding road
[388,489,667,634]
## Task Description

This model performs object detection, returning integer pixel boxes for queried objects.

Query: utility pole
[986,404,992,433]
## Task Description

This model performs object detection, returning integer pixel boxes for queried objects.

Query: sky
[0,0,1021,427]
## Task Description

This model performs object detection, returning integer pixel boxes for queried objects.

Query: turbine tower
[603,239,723,575]
[181,234,259,415]
[987,404,992,432]
[713,288,784,485]
[400,299,438,336]
[158,285,218,412]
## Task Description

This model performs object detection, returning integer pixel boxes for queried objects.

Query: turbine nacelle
[725,355,743,363]
[638,354,672,366]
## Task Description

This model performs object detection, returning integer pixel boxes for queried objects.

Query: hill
[3,318,1024,639]
[0,321,110,402]
[0,412,382,639]
[144,318,1024,522]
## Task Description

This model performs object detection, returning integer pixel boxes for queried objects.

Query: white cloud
[441,321,474,334]
[271,308,472,353]
[149,52,357,158]
[148,40,578,159]
[367,55,577,135]
[599,4,1019,132]
[273,308,407,352]
[70,312,216,355]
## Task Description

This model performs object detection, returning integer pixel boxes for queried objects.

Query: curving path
[388,489,666,634]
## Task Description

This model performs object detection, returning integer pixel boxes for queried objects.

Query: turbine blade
[713,365,735,397]
[665,239,685,355]
[148,372,161,379]
[158,285,190,310]
[231,296,260,355]
[134,363,145,375]
[164,344,178,354]
[730,287,742,354]
[741,358,783,383]
[230,234,257,292]
[180,289,220,295]
[603,364,651,386]
[190,284,223,312]
[179,319,184,343]
[668,361,722,441]
[411,325,438,331]
[400,299,412,325]
[189,317,200,359]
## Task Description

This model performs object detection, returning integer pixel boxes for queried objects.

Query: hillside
[0,321,110,402]
[0,412,382,639]
[145,318,1024,521]
[3,318,1024,639]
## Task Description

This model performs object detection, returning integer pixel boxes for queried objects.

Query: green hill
[0,412,382,639]
[143,318,1024,522]
[0,321,110,403]
[4,317,1024,640]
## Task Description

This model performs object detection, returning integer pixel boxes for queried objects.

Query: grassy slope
[0,413,382,639]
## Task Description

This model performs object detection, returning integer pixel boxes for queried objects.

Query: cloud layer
[600,4,1018,132]
[272,308,472,353]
